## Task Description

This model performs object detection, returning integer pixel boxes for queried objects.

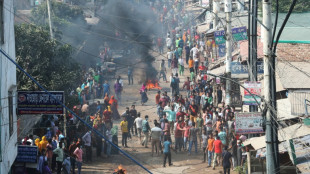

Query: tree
[15,24,81,106]
[272,0,310,13]
[31,1,85,29]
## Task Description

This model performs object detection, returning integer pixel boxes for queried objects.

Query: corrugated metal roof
[288,91,310,116]
[277,62,310,89]
[294,135,310,173]
[243,123,310,150]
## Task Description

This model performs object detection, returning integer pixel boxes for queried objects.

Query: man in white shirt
[166,35,172,49]
[115,76,124,87]
[150,123,163,156]
[134,113,143,143]
[167,49,173,68]
[190,45,200,75]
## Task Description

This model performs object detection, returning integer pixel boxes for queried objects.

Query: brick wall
[276,43,310,62]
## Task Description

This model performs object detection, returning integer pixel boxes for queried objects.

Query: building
[0,0,18,173]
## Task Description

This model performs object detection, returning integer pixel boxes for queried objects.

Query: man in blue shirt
[103,80,110,97]
[128,66,133,85]
[163,137,173,167]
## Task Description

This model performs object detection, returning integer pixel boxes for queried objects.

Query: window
[8,91,13,136]
[0,0,3,44]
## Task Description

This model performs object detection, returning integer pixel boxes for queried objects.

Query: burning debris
[146,79,162,90]
[113,165,127,174]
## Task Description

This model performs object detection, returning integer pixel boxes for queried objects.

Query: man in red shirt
[183,77,191,98]
[174,119,185,152]
[198,62,207,72]
[155,91,161,105]
[212,136,223,170]
[176,107,186,122]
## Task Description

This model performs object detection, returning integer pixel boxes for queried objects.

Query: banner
[231,62,264,74]
[17,91,64,115]
[235,112,264,134]
[243,81,261,105]
[16,145,38,163]
[214,26,248,44]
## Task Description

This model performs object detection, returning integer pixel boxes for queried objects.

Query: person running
[142,115,151,148]
[120,116,129,148]
[163,137,173,167]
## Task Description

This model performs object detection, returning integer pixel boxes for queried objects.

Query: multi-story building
[0,0,18,173]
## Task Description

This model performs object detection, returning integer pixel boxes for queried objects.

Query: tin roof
[277,62,310,89]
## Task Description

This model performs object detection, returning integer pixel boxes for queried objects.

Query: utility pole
[263,0,279,173]
[249,0,258,112]
[225,0,232,106]
[47,0,53,39]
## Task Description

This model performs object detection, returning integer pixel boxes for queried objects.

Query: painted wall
[0,0,18,173]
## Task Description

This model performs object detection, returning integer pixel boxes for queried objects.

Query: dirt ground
[81,51,239,174]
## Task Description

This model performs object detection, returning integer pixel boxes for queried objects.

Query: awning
[243,123,310,150]
[197,23,210,33]
[208,65,225,76]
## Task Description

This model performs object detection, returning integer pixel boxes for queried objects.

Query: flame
[114,165,127,174]
[146,80,162,90]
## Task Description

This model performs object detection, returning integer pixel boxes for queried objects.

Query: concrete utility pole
[225,0,232,106]
[47,0,53,39]
[263,0,279,173]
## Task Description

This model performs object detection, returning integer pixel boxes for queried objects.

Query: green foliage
[15,24,82,103]
[31,1,85,28]
[272,0,310,13]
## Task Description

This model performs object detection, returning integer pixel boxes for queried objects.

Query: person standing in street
[178,56,184,76]
[188,122,198,155]
[134,113,143,144]
[114,79,123,105]
[142,115,151,148]
[163,137,173,167]
[82,131,92,162]
[73,143,83,174]
[120,116,129,148]
[130,105,138,136]
[183,77,191,98]
[206,133,215,167]
[103,80,110,97]
[150,122,163,156]
[159,60,167,82]
[128,66,134,85]
[185,43,190,64]
[53,143,64,174]
[167,48,173,68]
[222,146,233,174]
[68,139,77,174]
[212,136,223,170]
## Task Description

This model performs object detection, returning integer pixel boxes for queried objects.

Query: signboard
[218,43,235,58]
[244,81,261,105]
[235,112,264,134]
[231,62,264,74]
[17,91,64,115]
[214,26,248,44]
[16,145,38,163]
